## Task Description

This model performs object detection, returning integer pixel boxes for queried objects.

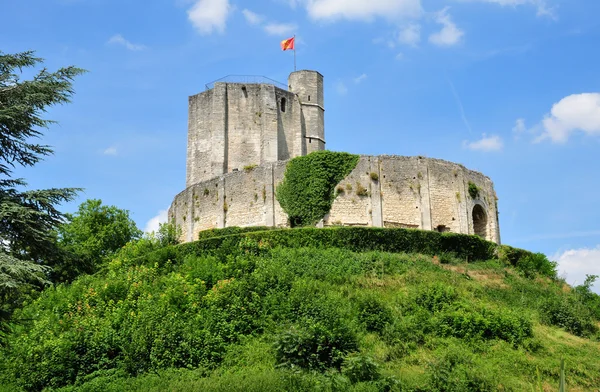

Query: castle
[169,70,501,244]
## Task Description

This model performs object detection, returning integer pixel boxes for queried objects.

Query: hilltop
[1,227,599,391]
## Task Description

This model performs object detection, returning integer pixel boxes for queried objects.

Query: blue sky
[3,0,600,291]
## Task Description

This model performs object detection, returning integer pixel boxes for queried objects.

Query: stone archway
[472,204,487,239]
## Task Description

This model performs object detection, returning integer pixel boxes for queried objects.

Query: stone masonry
[170,70,501,244]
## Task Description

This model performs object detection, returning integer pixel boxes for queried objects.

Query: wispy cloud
[303,0,422,21]
[335,81,348,95]
[107,34,146,51]
[446,77,473,135]
[264,22,297,36]
[429,7,464,47]
[103,146,118,156]
[242,9,264,25]
[460,0,557,20]
[463,134,504,152]
[353,73,368,84]
[397,23,421,47]
[187,0,231,35]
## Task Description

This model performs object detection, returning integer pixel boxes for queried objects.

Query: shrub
[198,226,274,241]
[436,306,533,345]
[342,354,380,383]
[369,172,379,181]
[415,283,458,313]
[516,252,557,279]
[275,151,359,227]
[274,323,357,371]
[356,295,393,333]
[540,296,598,337]
[243,164,258,172]
[468,182,481,199]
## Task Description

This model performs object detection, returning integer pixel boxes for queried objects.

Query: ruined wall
[170,156,500,244]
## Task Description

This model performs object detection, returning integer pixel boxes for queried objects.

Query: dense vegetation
[1,228,599,391]
[276,151,359,227]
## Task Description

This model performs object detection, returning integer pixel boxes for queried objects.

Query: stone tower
[185,71,326,187]
[288,70,325,153]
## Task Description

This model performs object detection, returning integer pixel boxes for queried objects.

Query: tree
[52,199,142,281]
[0,50,84,343]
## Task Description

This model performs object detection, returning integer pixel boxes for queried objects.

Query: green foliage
[51,199,142,282]
[0,253,50,346]
[369,172,379,182]
[573,275,600,320]
[415,283,458,313]
[516,252,557,279]
[355,295,393,333]
[276,151,359,227]
[0,51,84,262]
[539,295,598,337]
[468,182,481,199]
[0,50,83,345]
[1,231,598,391]
[197,226,274,241]
[436,305,533,345]
[342,354,380,383]
[243,164,258,172]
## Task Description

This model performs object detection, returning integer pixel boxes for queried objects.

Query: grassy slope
[1,235,599,391]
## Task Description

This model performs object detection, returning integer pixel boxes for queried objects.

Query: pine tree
[0,51,85,343]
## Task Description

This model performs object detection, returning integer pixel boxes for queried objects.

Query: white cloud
[397,23,421,47]
[187,0,231,35]
[103,146,118,156]
[144,209,168,234]
[513,118,526,133]
[460,0,556,19]
[463,134,503,151]
[395,52,404,60]
[429,8,464,47]
[353,73,367,84]
[263,22,297,36]
[242,9,264,25]
[535,93,600,143]
[553,246,600,294]
[335,81,348,95]
[304,0,422,21]
[107,34,146,51]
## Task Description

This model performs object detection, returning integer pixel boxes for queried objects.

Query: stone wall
[186,83,302,187]
[169,155,500,243]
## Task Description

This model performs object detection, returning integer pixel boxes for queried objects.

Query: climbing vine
[276,151,359,227]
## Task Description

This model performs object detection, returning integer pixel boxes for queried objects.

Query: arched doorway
[472,204,487,239]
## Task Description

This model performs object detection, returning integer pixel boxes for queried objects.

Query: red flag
[281,37,295,51]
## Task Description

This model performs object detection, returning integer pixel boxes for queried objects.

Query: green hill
[1,227,599,391]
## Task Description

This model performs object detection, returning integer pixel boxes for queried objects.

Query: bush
[274,323,357,371]
[415,283,458,313]
[540,296,598,337]
[342,354,380,383]
[516,252,557,279]
[198,226,274,241]
[436,306,533,345]
[356,295,393,333]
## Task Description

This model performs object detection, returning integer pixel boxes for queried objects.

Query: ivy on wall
[276,151,359,227]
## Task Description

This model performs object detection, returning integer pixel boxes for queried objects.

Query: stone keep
[186,70,325,186]
[170,70,501,244]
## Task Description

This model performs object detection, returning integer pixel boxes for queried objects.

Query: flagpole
[293,35,297,72]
